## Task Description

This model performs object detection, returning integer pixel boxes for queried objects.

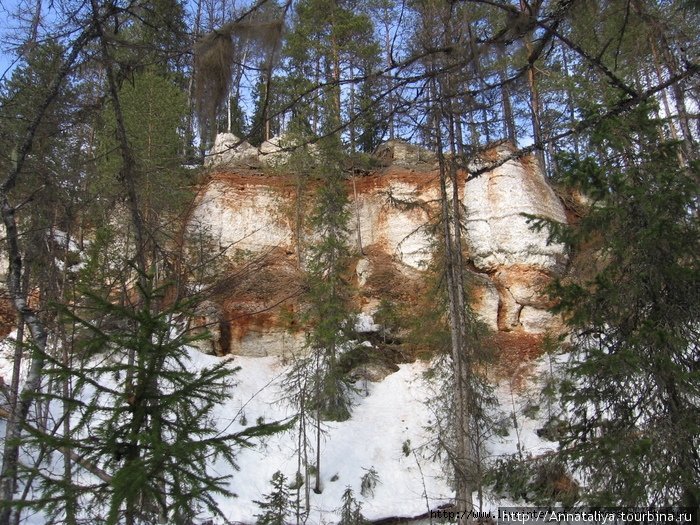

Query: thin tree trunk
[0,207,50,525]
[295,375,307,524]
[454,108,465,155]
[349,62,356,154]
[561,46,580,156]
[631,0,695,164]
[28,0,42,48]
[314,352,322,494]
[431,72,474,521]
[313,56,320,135]
[0,20,99,514]
[330,9,342,128]
[0,311,26,525]
[185,0,203,159]
[59,228,77,525]
[92,5,161,521]
[465,19,489,146]
[649,48,680,142]
[91,0,149,284]
[497,48,516,145]
[520,0,545,169]
[382,10,395,141]
[227,95,232,133]
[295,173,305,267]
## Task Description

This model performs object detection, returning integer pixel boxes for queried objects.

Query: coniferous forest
[0,0,698,523]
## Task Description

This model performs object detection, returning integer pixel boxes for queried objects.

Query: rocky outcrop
[373,140,437,171]
[258,135,289,167]
[205,133,321,170]
[191,138,568,356]
[190,177,291,254]
[464,145,567,272]
[258,134,320,168]
[464,144,568,333]
[189,170,441,355]
[205,133,260,169]
[191,171,438,271]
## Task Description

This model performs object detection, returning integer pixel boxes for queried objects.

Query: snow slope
[0,344,555,524]
[183,350,555,523]
[202,354,454,523]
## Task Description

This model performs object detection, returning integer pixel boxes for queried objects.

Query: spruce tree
[19,274,244,524]
[337,487,366,525]
[545,105,700,506]
[305,137,355,423]
[254,471,295,525]
[289,135,356,496]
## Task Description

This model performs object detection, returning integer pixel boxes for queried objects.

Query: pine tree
[282,0,379,137]
[353,69,387,154]
[97,69,190,232]
[249,71,279,147]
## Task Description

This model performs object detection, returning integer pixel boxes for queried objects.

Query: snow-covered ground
[0,342,556,524]
[215,355,454,523]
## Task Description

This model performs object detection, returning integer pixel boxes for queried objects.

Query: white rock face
[373,181,434,269]
[519,306,560,334]
[193,178,434,269]
[234,330,304,358]
[190,180,291,254]
[356,258,371,286]
[189,147,570,357]
[469,272,500,332]
[464,148,567,273]
[465,147,568,333]
[205,133,259,168]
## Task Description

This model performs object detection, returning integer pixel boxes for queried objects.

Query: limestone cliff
[190,138,569,357]
[464,144,568,334]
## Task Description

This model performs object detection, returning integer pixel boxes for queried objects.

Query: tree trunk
[561,46,580,156]
[631,0,696,164]
[314,352,322,495]
[92,0,149,284]
[382,9,395,141]
[28,0,42,49]
[0,316,26,525]
[520,0,545,169]
[185,0,202,158]
[352,176,363,254]
[0,21,98,515]
[431,74,474,521]
[497,48,516,145]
